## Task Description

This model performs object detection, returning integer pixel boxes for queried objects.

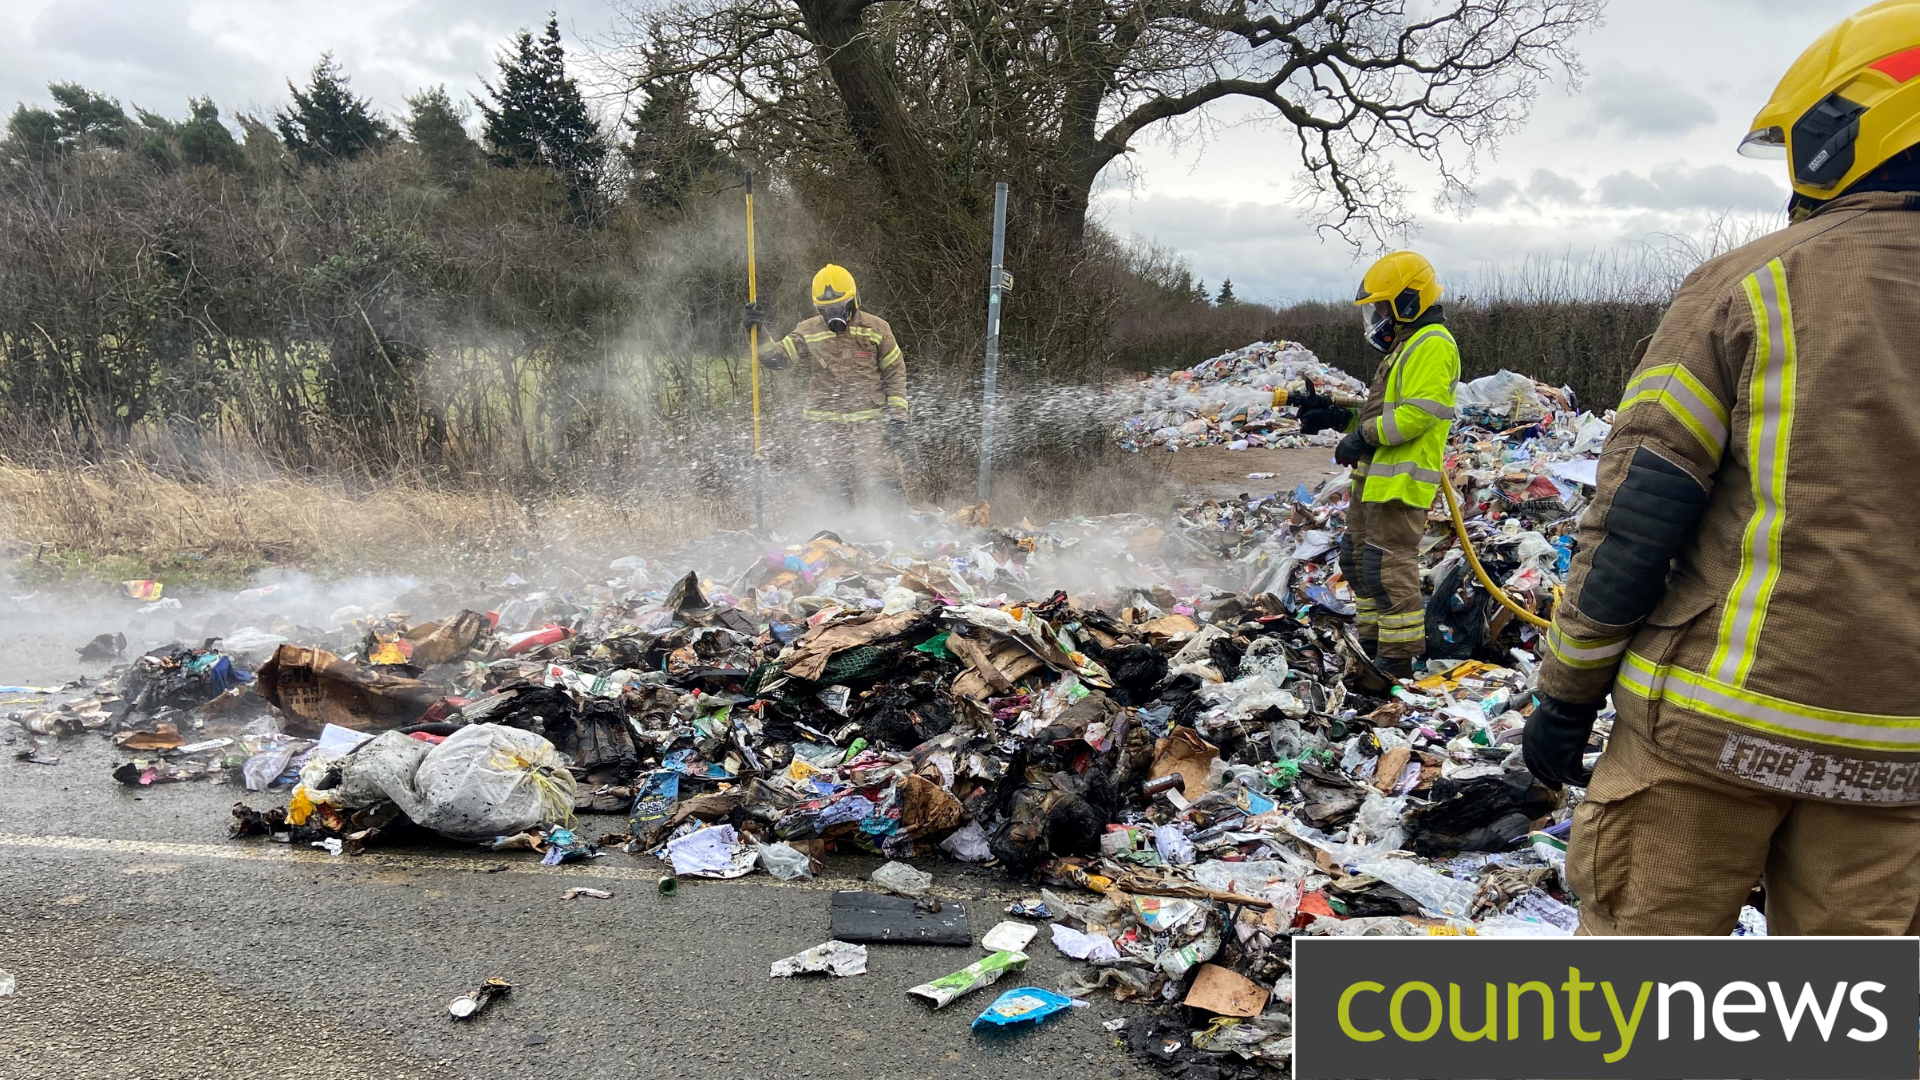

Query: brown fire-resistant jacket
[761,310,908,423]
[1540,191,1920,804]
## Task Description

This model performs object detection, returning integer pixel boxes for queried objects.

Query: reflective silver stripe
[1366,460,1442,484]
[1379,407,1402,444]
[1621,366,1728,458]
[804,408,883,422]
[1401,398,1455,419]
[1616,654,1666,699]
[1709,259,1798,687]
[1620,653,1920,751]
[1547,624,1629,669]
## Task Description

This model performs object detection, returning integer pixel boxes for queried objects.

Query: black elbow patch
[1577,447,1710,626]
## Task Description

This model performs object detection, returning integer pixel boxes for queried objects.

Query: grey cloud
[1474,178,1525,211]
[1586,65,1717,137]
[5,0,266,117]
[1596,163,1786,211]
[1527,169,1586,203]
[0,0,622,127]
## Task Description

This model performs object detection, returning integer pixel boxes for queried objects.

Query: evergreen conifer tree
[276,55,393,165]
[480,15,606,215]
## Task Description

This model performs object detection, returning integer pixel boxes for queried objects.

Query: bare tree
[607,0,1603,246]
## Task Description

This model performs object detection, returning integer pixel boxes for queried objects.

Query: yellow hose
[1439,473,1554,631]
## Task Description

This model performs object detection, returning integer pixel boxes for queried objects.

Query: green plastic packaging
[906,950,1029,1009]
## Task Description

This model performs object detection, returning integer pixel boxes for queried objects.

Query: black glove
[1299,406,1354,436]
[884,420,907,454]
[1522,694,1601,789]
[1289,388,1335,413]
[1333,428,1370,467]
[743,302,766,330]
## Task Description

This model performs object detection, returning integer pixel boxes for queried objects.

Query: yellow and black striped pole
[745,170,763,529]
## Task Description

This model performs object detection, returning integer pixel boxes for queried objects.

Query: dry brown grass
[0,430,1180,587]
[0,458,735,584]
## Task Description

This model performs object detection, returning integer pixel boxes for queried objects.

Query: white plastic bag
[871,860,933,897]
[1354,856,1478,919]
[1153,823,1196,866]
[333,724,575,840]
[757,840,814,880]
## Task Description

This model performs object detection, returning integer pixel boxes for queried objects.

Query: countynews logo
[1293,937,1918,1079]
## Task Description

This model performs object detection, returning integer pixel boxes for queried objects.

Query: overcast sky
[0,0,1866,303]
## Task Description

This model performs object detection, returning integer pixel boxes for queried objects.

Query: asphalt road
[0,627,1162,1080]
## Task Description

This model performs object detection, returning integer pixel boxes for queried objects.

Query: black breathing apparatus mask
[818,299,855,334]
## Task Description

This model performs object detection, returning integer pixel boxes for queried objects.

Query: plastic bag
[871,860,933,897]
[1152,823,1195,866]
[757,840,814,881]
[327,730,430,810]
[1354,856,1478,919]
[334,724,575,840]
[940,821,993,862]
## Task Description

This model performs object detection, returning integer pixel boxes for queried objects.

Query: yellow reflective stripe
[1378,625,1425,644]
[1377,610,1424,626]
[803,408,883,422]
[1709,259,1797,688]
[850,327,883,343]
[1617,652,1920,751]
[802,331,838,343]
[1620,364,1728,461]
[782,338,801,362]
[879,347,902,370]
[1546,623,1630,670]
[885,395,908,409]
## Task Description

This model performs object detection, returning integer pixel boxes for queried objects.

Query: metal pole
[745,170,763,530]
[979,181,1008,503]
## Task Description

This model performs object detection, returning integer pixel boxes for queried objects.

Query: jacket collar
[1808,190,1920,218]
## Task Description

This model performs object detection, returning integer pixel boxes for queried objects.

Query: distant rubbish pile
[1116,340,1365,452]
[5,340,1644,1078]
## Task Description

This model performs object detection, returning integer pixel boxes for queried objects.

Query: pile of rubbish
[1116,341,1367,452]
[3,340,1641,1077]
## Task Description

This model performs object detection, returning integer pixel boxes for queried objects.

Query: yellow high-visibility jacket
[1355,323,1459,508]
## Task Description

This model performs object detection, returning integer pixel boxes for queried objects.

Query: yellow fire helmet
[1741,0,1920,199]
[1353,250,1442,323]
[811,263,857,307]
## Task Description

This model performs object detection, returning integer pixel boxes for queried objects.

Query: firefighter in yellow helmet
[745,264,909,508]
[1294,251,1458,679]
[1525,1,1920,936]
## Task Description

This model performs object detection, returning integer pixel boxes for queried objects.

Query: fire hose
[1438,472,1555,632]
